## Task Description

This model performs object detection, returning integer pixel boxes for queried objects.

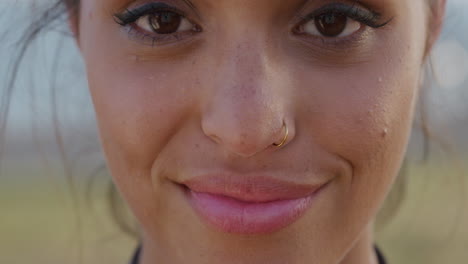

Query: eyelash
[293,3,392,47]
[114,2,201,46]
[298,3,390,29]
[113,2,391,47]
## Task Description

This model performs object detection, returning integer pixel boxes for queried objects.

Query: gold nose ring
[273,123,289,148]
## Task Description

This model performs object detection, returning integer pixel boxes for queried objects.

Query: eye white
[135,15,193,33]
[302,17,361,37]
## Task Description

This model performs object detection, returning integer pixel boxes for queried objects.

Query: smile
[180,174,329,234]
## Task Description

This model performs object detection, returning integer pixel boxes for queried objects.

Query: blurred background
[1,0,467,263]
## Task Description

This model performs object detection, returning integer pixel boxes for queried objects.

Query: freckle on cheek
[381,128,388,138]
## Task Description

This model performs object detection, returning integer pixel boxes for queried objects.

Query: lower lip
[185,187,322,234]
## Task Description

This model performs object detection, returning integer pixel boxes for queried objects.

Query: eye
[136,11,194,35]
[299,12,362,38]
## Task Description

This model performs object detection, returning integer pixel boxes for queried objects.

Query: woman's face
[76,0,440,263]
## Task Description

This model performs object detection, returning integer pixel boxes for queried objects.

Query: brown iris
[314,13,348,37]
[148,12,182,34]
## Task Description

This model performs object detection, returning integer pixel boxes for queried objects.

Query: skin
[71,0,445,263]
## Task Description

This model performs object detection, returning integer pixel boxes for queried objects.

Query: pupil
[315,13,347,37]
[150,12,181,34]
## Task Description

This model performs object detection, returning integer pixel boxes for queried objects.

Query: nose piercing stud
[273,123,289,148]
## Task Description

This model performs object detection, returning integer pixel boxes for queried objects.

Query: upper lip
[180,174,327,203]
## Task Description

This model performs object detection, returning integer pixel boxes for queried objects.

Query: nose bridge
[201,36,284,157]
[220,40,272,116]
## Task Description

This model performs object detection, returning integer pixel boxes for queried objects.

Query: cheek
[312,64,417,169]
[79,3,202,175]
[292,23,424,224]
[82,30,204,195]
[85,59,200,168]
[78,2,207,231]
[84,58,203,230]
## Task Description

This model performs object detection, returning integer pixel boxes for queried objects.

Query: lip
[180,174,328,234]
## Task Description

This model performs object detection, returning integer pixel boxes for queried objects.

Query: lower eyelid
[294,24,371,49]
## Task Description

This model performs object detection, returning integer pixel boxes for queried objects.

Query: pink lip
[181,175,327,234]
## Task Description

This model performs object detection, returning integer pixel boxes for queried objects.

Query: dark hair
[2,0,138,243]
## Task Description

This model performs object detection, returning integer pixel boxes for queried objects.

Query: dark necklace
[130,245,387,264]
[130,246,141,264]
[375,246,387,264]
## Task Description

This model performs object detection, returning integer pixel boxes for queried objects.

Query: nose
[201,40,291,157]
